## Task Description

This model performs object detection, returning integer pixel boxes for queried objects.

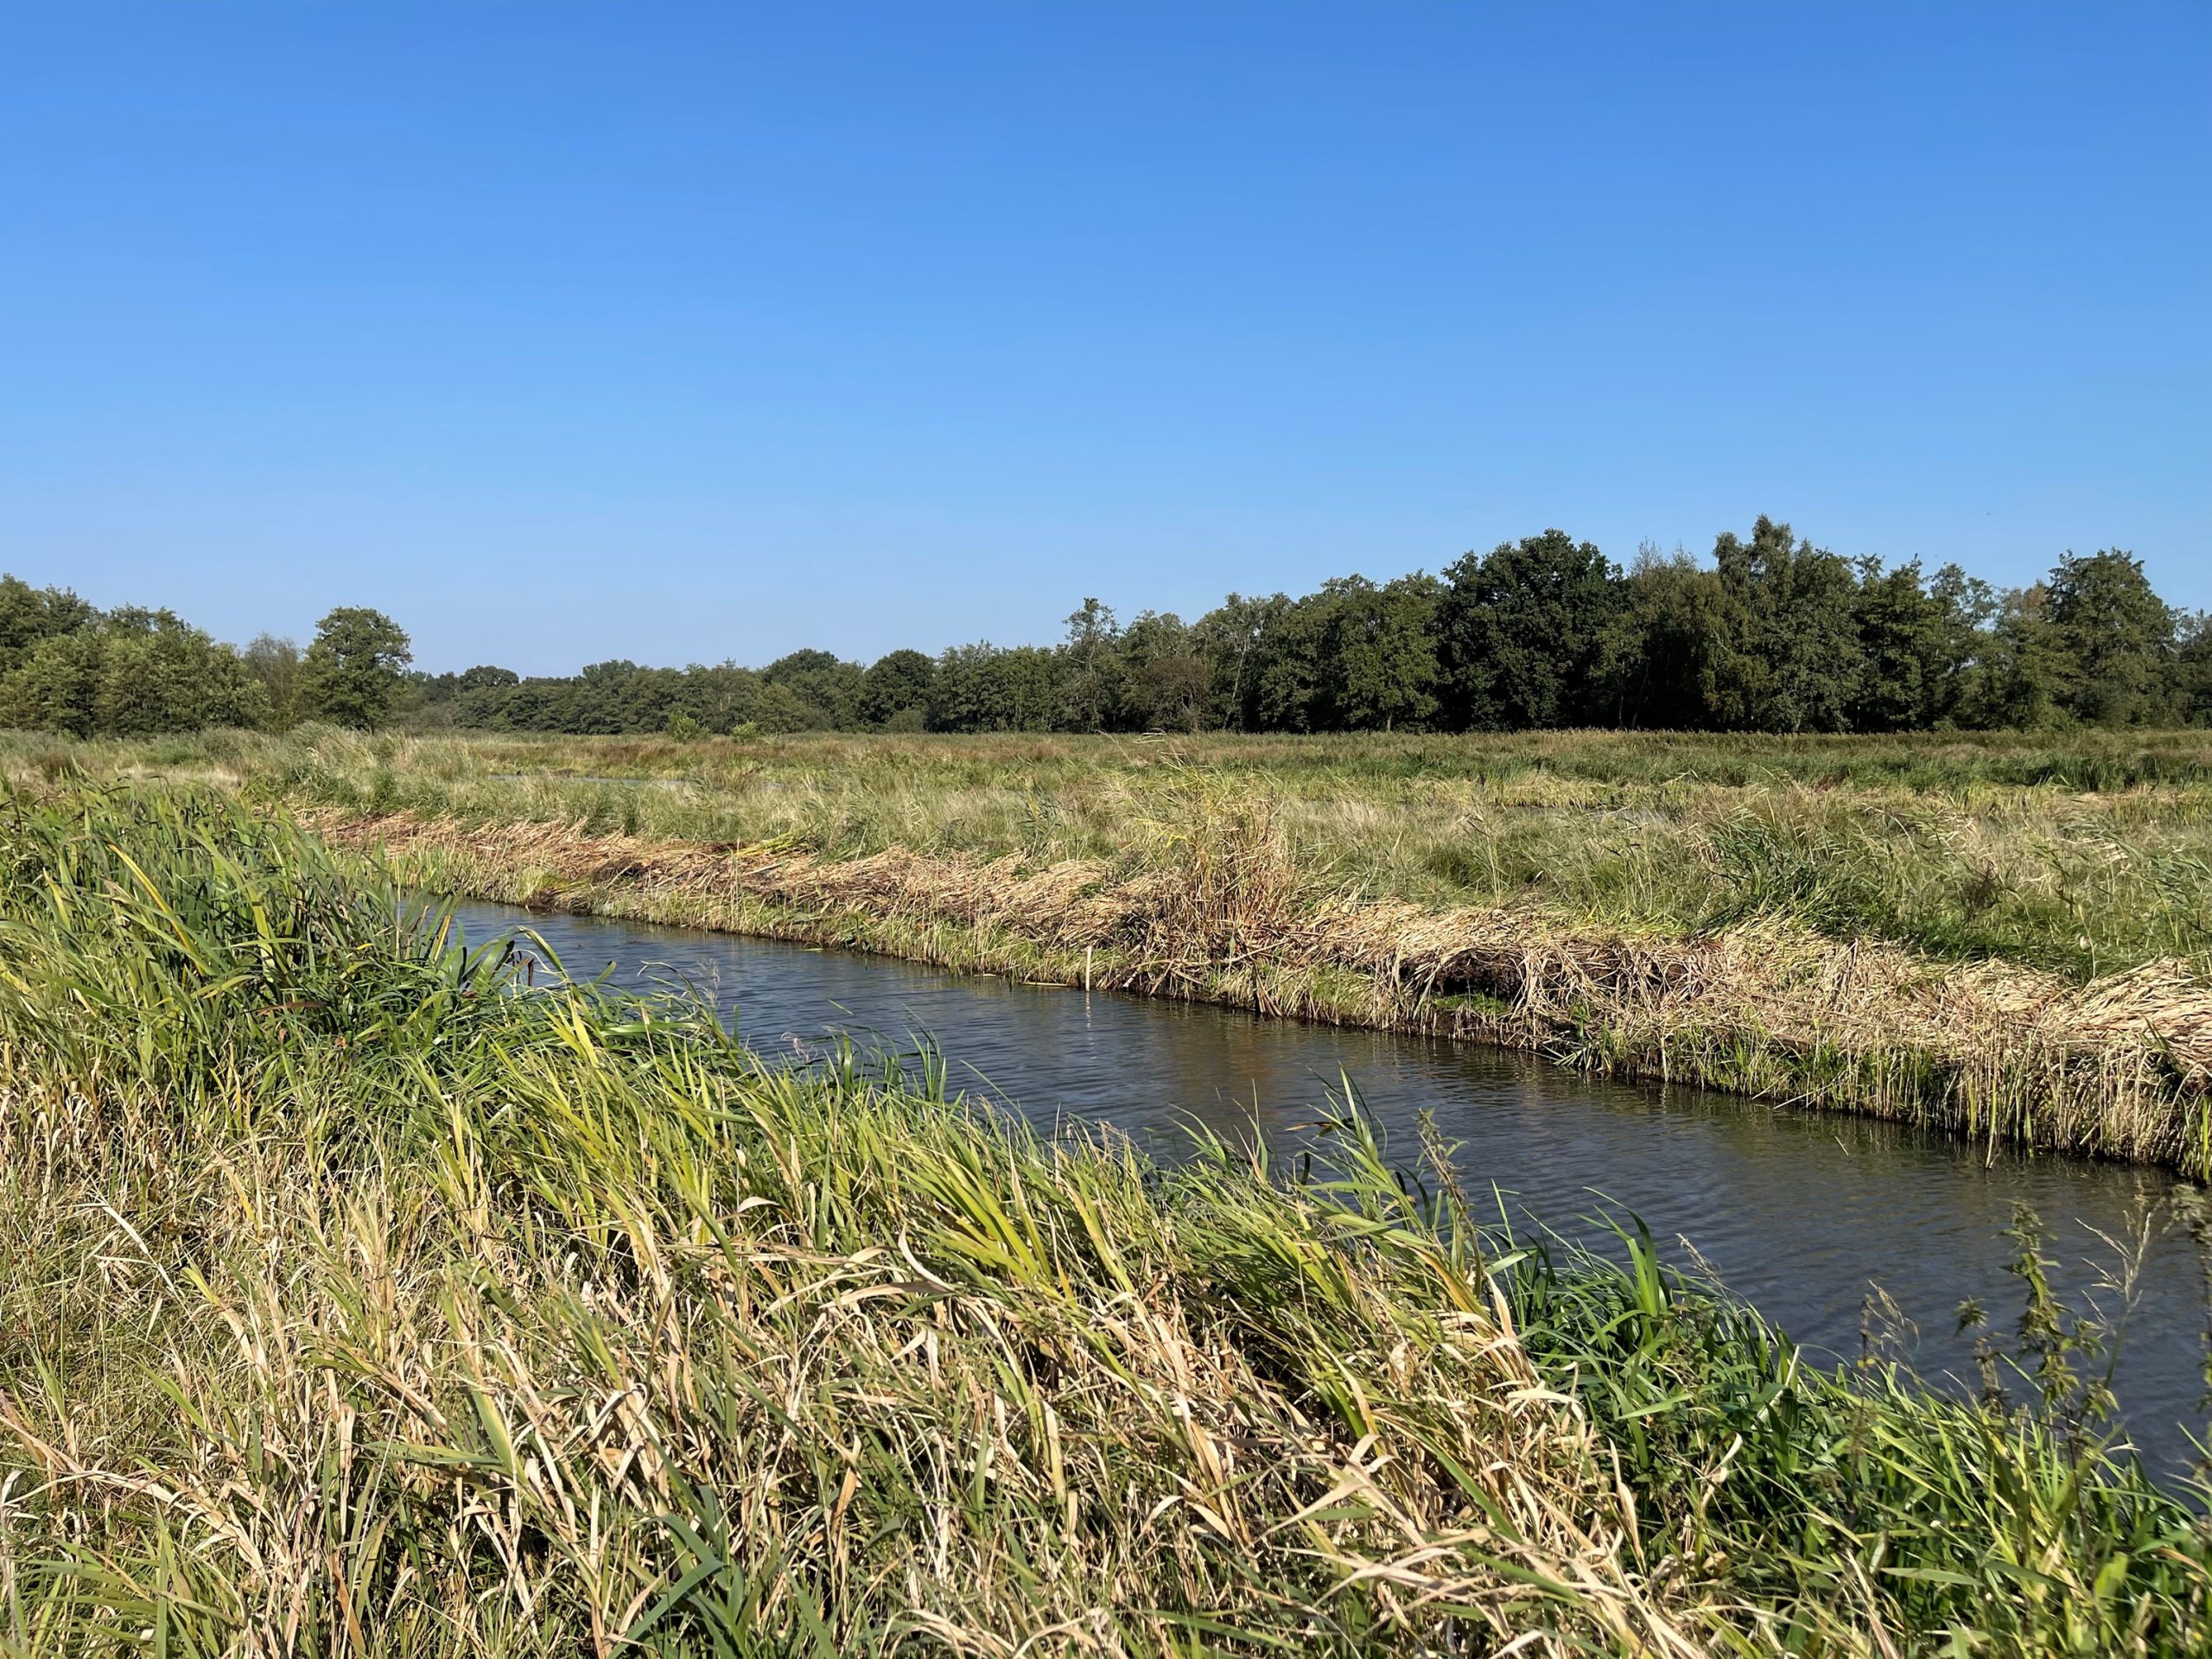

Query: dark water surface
[450,900,2208,1474]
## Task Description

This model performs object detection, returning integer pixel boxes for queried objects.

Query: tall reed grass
[19,725,2212,982]
[14,728,2212,1175]
[0,785,2208,1653]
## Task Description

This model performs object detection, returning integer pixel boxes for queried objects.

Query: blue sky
[2,4,2205,674]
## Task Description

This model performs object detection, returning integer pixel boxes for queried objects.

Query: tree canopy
[1439,531,1618,730]
[2,524,2202,741]
[300,607,413,729]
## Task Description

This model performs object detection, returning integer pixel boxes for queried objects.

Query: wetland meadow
[3,728,2211,1653]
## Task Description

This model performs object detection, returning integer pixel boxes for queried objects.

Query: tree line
[0,589,413,737]
[9,519,2210,740]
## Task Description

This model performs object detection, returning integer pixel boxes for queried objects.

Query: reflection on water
[450,900,2208,1473]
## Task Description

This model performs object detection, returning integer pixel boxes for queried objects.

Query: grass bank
[11,728,2212,1173]
[1,785,2209,1654]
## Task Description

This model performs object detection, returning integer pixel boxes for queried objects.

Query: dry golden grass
[302,765,2212,1173]
[5,788,2209,1656]
[0,791,1725,1654]
[13,725,2212,1170]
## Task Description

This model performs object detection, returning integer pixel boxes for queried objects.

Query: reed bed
[0,787,2207,1654]
[26,726,2212,985]
[11,727,2212,1174]
[300,784,2212,1176]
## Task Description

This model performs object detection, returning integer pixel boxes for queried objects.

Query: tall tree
[1957,584,2069,729]
[242,634,306,728]
[0,607,264,736]
[1191,593,1289,732]
[753,680,835,733]
[1058,598,1122,730]
[2176,610,2212,728]
[860,649,938,728]
[92,608,268,735]
[762,649,865,728]
[1116,610,1206,731]
[1246,576,1441,733]
[0,575,96,676]
[1596,547,1735,729]
[1333,574,1444,731]
[928,644,1064,732]
[301,607,413,728]
[0,629,105,736]
[2044,549,2175,726]
[1849,560,1989,732]
[1437,530,1618,729]
[1709,517,1864,732]
[1248,594,1327,732]
[1298,575,1443,732]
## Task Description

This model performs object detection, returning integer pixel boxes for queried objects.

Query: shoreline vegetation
[3,785,2211,1653]
[11,724,2212,1175]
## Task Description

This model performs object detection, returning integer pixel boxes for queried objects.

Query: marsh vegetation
[22,723,2209,1174]
[2,786,2209,1654]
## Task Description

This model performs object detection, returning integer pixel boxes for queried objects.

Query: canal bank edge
[305,805,2212,1177]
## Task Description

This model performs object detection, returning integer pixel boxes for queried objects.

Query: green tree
[1955,584,2069,728]
[0,575,96,676]
[751,681,830,733]
[568,660,652,731]
[859,650,937,727]
[2045,550,2175,727]
[1191,593,1290,731]
[762,649,864,729]
[1247,597,1325,732]
[95,609,267,734]
[443,660,761,734]
[0,608,264,736]
[1116,610,1206,731]
[0,629,105,735]
[1058,598,1122,730]
[242,634,307,728]
[1710,518,1864,732]
[2177,611,2212,728]
[1332,574,1442,731]
[1250,575,1441,733]
[1438,530,1619,729]
[1849,560,1989,732]
[686,664,764,734]
[301,607,412,728]
[928,644,1063,732]
[1594,547,1734,729]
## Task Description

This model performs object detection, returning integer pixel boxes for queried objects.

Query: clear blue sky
[3,4,2205,674]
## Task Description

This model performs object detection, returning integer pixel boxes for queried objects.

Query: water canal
[451,899,2209,1474]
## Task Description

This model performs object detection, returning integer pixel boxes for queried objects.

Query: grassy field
[1,785,2208,1654]
[16,724,2210,1173]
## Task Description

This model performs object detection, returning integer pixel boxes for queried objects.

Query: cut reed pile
[302,769,2212,1174]
[3,787,2208,1655]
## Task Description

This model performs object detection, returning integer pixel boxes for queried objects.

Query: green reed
[0,785,2206,1655]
